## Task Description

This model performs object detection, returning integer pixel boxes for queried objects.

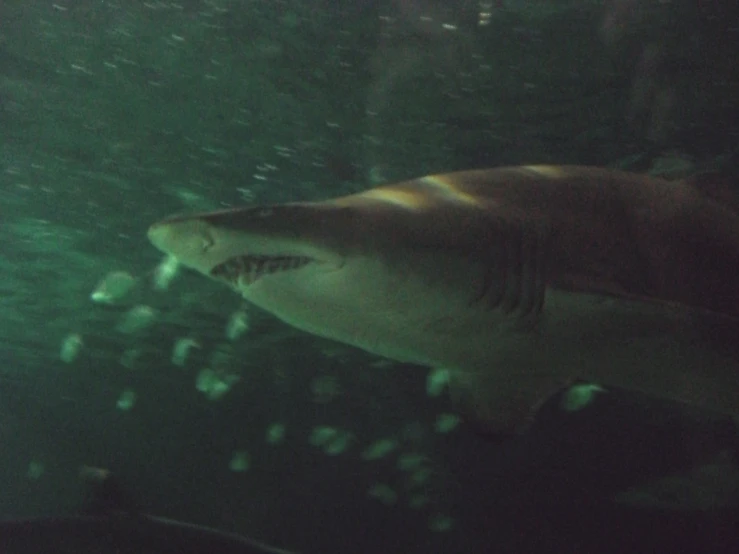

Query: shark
[148,165,739,434]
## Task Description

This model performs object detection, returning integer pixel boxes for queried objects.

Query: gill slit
[471,224,547,320]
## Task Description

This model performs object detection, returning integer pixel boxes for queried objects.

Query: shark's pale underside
[148,165,739,433]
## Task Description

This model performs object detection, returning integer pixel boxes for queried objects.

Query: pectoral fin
[450,368,574,435]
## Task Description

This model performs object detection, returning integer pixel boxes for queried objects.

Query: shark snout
[147,218,218,274]
[146,222,172,253]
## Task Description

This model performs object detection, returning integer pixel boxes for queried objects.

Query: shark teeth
[210,255,312,287]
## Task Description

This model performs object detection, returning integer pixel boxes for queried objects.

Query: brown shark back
[359,166,739,319]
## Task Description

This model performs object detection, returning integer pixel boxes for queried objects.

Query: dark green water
[1,1,738,552]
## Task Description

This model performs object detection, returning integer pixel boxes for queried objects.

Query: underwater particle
[209,343,234,369]
[648,151,695,179]
[397,453,427,472]
[27,460,44,480]
[434,413,461,434]
[207,376,238,400]
[152,254,180,290]
[309,426,338,447]
[361,439,398,461]
[367,483,398,505]
[367,166,385,185]
[171,337,200,367]
[229,450,250,472]
[116,388,136,411]
[308,426,353,455]
[90,270,136,304]
[119,347,142,369]
[478,4,493,27]
[428,514,454,533]
[116,305,158,333]
[426,367,450,397]
[225,310,250,340]
[324,431,352,456]
[310,374,342,404]
[172,188,216,211]
[60,333,83,363]
[266,423,286,445]
[408,494,429,510]
[195,369,215,393]
[195,368,239,400]
[560,383,607,412]
[409,467,432,488]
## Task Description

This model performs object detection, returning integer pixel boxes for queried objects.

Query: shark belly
[254,282,739,434]
[445,287,739,432]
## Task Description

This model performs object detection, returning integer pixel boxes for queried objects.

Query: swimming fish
[148,165,739,434]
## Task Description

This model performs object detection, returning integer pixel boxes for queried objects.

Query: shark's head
[147,185,503,363]
[147,204,354,312]
[149,197,436,359]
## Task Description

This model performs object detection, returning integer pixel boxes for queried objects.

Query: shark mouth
[210,254,313,287]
